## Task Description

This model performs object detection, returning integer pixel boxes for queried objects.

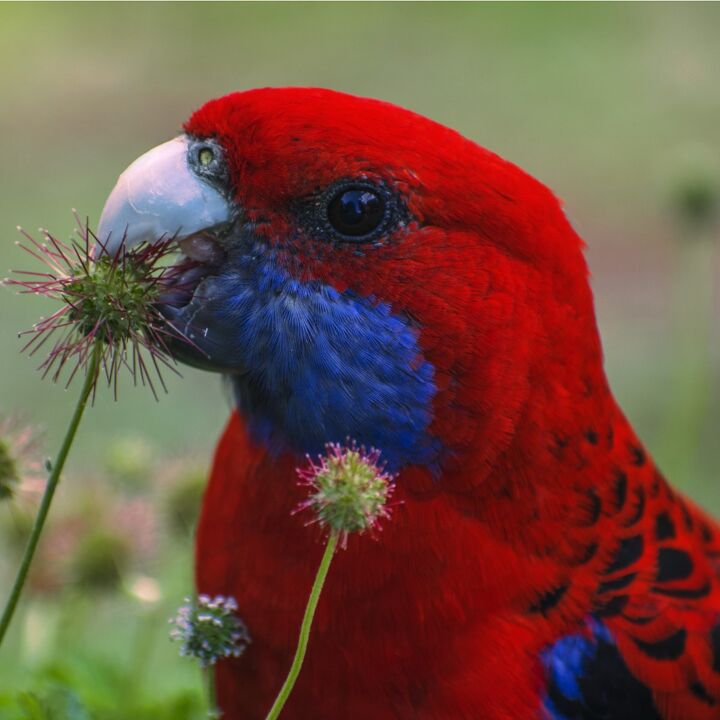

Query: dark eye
[327,187,386,239]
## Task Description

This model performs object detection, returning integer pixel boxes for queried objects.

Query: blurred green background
[0,2,719,717]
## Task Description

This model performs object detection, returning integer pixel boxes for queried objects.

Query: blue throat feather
[190,243,441,472]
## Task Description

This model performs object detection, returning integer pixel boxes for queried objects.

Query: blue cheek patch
[207,250,440,472]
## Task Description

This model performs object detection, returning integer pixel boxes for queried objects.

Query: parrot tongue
[160,232,226,308]
[178,233,225,264]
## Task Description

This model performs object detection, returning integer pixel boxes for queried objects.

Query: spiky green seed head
[65,254,162,339]
[5,218,191,395]
[297,442,395,542]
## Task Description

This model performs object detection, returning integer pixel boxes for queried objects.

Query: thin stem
[125,605,161,700]
[0,340,102,647]
[264,531,339,720]
[207,666,220,719]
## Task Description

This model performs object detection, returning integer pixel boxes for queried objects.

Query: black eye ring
[325,183,388,241]
[188,137,227,185]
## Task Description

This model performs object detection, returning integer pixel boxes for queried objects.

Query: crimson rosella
[97,88,720,720]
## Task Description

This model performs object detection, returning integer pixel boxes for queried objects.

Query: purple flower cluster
[170,594,251,668]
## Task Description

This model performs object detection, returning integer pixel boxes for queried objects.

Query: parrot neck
[444,366,659,557]
[426,260,658,554]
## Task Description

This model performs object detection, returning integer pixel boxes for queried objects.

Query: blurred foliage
[165,470,206,538]
[0,438,210,717]
[70,531,131,593]
[669,151,720,232]
[104,437,154,493]
[0,439,19,501]
[0,1,719,716]
[675,176,719,230]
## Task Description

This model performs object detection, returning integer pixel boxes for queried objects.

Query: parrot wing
[544,475,720,720]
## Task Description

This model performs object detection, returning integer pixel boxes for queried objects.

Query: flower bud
[296,442,394,542]
[170,594,250,668]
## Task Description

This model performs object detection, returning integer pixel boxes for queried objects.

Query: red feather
[188,89,720,719]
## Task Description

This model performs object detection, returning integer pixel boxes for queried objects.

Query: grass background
[0,2,719,717]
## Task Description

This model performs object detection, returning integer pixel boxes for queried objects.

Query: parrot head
[98,88,604,475]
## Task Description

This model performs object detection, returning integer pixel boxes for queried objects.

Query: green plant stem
[207,666,220,719]
[264,531,339,720]
[126,604,161,699]
[0,341,102,648]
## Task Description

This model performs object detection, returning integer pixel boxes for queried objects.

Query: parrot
[96,87,720,720]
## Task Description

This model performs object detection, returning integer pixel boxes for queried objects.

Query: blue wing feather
[541,619,662,720]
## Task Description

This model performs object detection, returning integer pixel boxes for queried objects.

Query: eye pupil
[327,188,385,239]
[198,148,214,166]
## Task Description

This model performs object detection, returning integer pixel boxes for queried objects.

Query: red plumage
[187,89,720,719]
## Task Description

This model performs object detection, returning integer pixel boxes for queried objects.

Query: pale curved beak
[97,136,231,256]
